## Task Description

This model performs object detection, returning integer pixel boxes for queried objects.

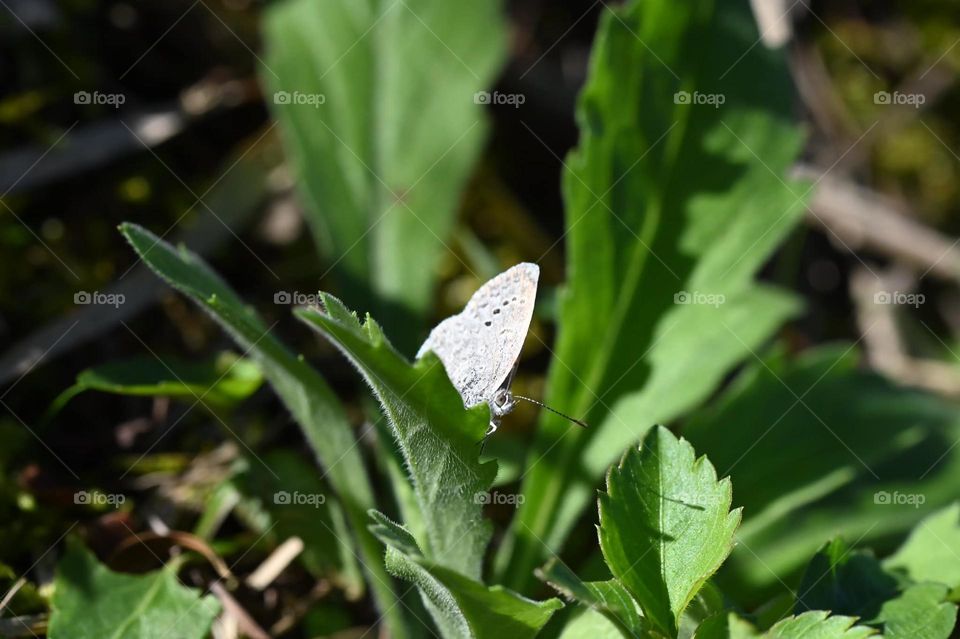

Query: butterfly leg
[477,420,498,455]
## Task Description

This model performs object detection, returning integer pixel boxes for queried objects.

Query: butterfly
[416,263,587,441]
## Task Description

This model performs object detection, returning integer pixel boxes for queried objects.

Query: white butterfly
[417,263,585,438]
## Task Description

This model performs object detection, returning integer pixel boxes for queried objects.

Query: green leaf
[684,346,960,599]
[44,352,262,423]
[558,607,635,639]
[598,426,741,637]
[262,0,506,350]
[795,539,899,620]
[537,558,650,637]
[369,510,562,639]
[795,538,956,639]
[764,611,877,639]
[298,295,495,579]
[501,0,806,588]
[48,541,219,639]
[885,502,960,589]
[119,223,407,636]
[368,509,421,557]
[694,612,761,639]
[874,583,957,639]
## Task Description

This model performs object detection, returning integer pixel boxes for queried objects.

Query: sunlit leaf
[500,0,806,588]
[598,426,740,637]
[298,294,495,578]
[48,541,219,639]
[262,0,506,351]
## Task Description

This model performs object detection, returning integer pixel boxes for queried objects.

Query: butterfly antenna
[513,395,589,428]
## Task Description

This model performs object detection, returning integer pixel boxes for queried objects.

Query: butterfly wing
[417,263,539,408]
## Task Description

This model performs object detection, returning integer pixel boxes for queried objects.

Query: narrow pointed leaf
[119,223,406,634]
[298,295,495,578]
[598,426,741,637]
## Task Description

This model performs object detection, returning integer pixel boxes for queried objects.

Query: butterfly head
[490,388,517,419]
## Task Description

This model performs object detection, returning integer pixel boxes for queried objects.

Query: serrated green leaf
[119,223,406,635]
[262,0,506,351]
[48,541,219,639]
[500,0,806,588]
[885,502,960,589]
[298,295,495,579]
[794,538,957,639]
[764,611,877,639]
[537,558,650,638]
[598,426,741,637]
[370,510,562,639]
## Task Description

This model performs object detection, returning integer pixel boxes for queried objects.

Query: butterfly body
[417,263,539,435]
